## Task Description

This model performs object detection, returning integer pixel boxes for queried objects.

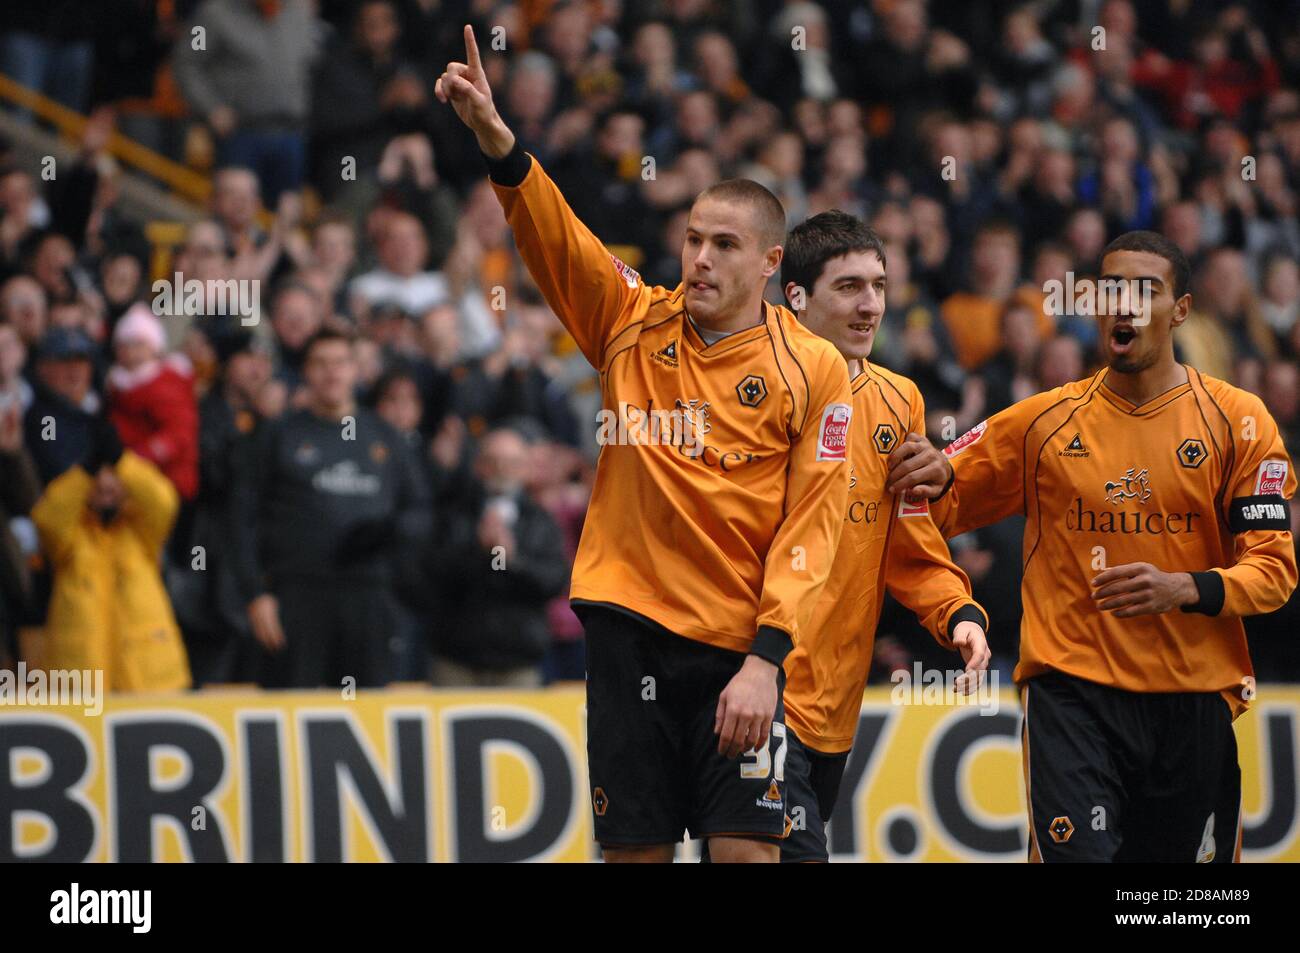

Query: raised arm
[435,25,650,367]
[32,467,93,567]
[434,25,516,163]
[116,451,180,556]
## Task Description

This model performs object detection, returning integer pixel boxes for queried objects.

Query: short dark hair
[693,179,786,248]
[598,105,648,132]
[1101,230,1190,300]
[303,326,355,360]
[370,366,420,404]
[781,210,886,299]
[975,217,1021,245]
[272,279,320,309]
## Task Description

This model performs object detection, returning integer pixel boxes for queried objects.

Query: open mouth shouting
[1109,322,1137,356]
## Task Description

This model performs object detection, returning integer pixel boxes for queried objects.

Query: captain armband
[1227,496,1291,533]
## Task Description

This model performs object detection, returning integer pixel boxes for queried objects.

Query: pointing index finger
[464,24,482,71]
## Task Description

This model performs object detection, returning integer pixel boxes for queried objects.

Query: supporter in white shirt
[349,211,500,357]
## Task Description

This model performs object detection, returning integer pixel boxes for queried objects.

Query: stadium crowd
[0,0,1298,691]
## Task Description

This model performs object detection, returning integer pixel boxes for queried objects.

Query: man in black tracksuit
[234,327,430,688]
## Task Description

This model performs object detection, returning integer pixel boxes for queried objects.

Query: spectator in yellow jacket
[31,418,191,692]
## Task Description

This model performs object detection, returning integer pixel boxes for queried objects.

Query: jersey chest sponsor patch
[817,403,851,461]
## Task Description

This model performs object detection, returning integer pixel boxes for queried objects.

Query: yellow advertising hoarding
[2,687,1297,861]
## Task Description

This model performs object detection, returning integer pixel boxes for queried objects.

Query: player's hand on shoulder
[1090,562,1198,617]
[886,431,954,500]
[714,655,779,759]
[952,620,990,695]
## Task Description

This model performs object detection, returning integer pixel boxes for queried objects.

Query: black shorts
[578,603,788,846]
[780,728,849,863]
[1021,671,1241,863]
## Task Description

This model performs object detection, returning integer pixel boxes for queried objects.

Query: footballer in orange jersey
[890,231,1298,861]
[437,26,852,862]
[775,211,991,862]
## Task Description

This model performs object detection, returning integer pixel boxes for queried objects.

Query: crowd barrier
[2,686,1296,861]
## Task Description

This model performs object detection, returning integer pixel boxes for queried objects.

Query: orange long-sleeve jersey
[489,150,851,655]
[932,367,1298,716]
[784,364,988,753]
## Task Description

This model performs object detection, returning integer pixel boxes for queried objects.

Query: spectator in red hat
[106,303,199,501]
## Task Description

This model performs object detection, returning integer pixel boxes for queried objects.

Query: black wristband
[484,141,531,188]
[1180,571,1225,616]
[946,603,988,643]
[749,625,793,668]
[936,460,956,499]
